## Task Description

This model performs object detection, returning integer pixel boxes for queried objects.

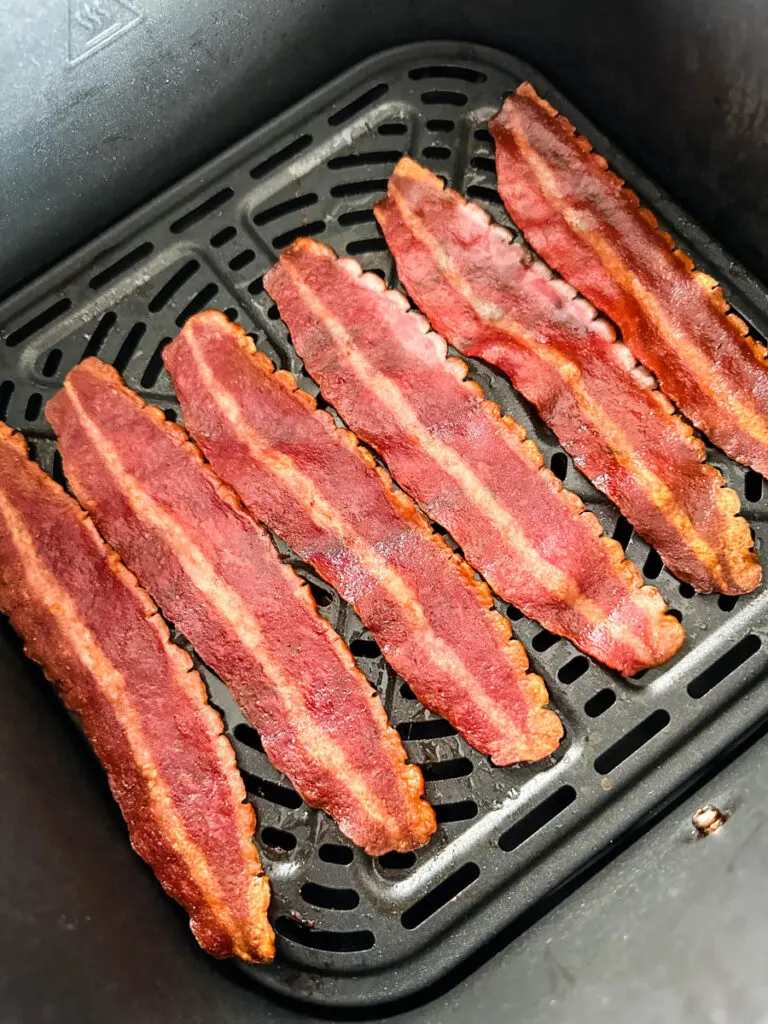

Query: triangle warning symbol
[68,0,142,66]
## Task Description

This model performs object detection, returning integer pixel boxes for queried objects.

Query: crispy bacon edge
[164,310,565,765]
[47,358,437,855]
[490,82,768,475]
[373,156,760,597]
[0,421,274,963]
[265,237,687,671]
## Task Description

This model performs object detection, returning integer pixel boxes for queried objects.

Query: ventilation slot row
[378,122,408,136]
[175,284,219,327]
[409,65,487,83]
[6,299,72,348]
[558,655,589,684]
[594,710,670,775]
[328,151,401,170]
[254,194,319,226]
[498,785,577,852]
[242,771,303,809]
[419,757,473,781]
[112,322,146,375]
[40,348,63,379]
[612,515,633,550]
[261,826,297,853]
[319,844,354,865]
[148,261,201,312]
[328,83,388,126]
[397,718,457,740]
[301,882,360,911]
[349,636,381,659]
[422,144,451,160]
[401,863,479,929]
[331,179,389,198]
[0,381,15,420]
[24,393,42,422]
[140,338,172,390]
[89,243,154,290]
[466,184,504,206]
[82,312,117,360]
[471,155,496,174]
[233,722,264,753]
[251,135,313,179]
[584,688,617,718]
[421,90,469,107]
[687,634,762,699]
[346,238,388,256]
[378,851,416,870]
[273,222,326,249]
[427,118,455,132]
[434,800,478,824]
[276,917,375,952]
[338,209,377,227]
[170,188,234,234]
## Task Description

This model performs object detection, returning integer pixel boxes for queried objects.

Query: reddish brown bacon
[164,311,563,766]
[375,158,759,597]
[0,422,274,962]
[490,83,768,479]
[265,239,685,672]
[47,359,435,856]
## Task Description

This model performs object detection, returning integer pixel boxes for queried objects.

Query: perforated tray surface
[2,41,768,1011]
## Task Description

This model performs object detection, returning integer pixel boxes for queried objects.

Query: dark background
[2,1,768,1021]
[2,0,768,297]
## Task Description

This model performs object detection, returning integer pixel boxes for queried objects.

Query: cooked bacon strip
[163,311,563,766]
[490,83,768,478]
[375,158,759,597]
[0,422,273,962]
[265,240,685,673]
[47,360,434,856]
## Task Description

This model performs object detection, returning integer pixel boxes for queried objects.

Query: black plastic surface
[2,42,768,1011]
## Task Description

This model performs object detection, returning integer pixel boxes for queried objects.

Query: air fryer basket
[1,43,767,1010]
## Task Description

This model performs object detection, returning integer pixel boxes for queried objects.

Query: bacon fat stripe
[490,83,768,479]
[0,422,274,962]
[164,311,563,766]
[47,360,435,856]
[265,238,685,673]
[374,157,759,598]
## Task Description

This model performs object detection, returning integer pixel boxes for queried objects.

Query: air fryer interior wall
[2,4,768,1022]
[3,0,768,298]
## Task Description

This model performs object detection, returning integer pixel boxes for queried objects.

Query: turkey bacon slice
[164,311,563,766]
[374,157,758,598]
[265,238,684,674]
[490,82,768,480]
[47,360,435,856]
[0,422,274,962]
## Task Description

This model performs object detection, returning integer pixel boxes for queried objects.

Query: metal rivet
[692,805,728,836]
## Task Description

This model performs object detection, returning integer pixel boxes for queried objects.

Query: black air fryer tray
[2,42,768,1011]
